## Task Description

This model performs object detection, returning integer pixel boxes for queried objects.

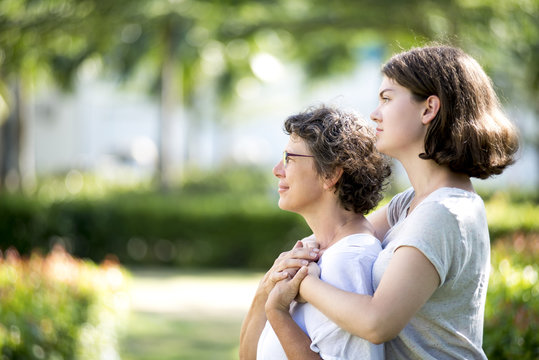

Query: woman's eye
[382,97,390,103]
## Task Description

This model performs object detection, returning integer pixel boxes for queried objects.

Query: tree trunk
[0,78,22,192]
[157,29,178,191]
[0,77,37,193]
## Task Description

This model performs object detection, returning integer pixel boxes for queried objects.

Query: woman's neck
[398,157,474,214]
[401,157,474,197]
[303,205,374,251]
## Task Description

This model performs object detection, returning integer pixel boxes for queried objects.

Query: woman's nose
[273,160,285,178]
[370,106,381,123]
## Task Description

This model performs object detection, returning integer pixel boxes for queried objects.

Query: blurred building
[29,55,538,191]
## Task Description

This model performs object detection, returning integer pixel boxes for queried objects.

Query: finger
[300,234,318,249]
[291,246,319,260]
[277,247,318,263]
[291,266,309,284]
[282,268,297,278]
[275,258,310,272]
[269,270,288,283]
[293,240,304,249]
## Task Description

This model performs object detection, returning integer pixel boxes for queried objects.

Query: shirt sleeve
[387,188,415,226]
[392,201,460,286]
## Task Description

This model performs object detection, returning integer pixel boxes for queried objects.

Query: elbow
[359,312,401,345]
[238,346,255,360]
[364,327,399,345]
[366,332,396,345]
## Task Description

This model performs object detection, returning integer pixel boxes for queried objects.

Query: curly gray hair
[284,105,391,214]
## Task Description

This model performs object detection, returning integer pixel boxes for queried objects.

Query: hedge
[0,182,537,358]
[0,185,537,269]
[0,191,311,269]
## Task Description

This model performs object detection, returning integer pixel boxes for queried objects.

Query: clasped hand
[261,239,322,313]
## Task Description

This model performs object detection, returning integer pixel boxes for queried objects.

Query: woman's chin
[277,199,293,212]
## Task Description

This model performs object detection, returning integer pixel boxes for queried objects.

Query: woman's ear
[421,95,440,125]
[323,167,343,190]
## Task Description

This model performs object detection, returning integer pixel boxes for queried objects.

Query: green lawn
[118,230,538,360]
[120,312,242,360]
[118,269,261,360]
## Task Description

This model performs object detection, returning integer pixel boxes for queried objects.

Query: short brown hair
[382,45,519,179]
[284,105,391,214]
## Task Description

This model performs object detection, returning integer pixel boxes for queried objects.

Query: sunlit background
[0,0,537,359]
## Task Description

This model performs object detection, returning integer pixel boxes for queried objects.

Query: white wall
[30,57,538,191]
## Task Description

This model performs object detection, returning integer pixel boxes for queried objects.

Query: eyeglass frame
[283,151,314,167]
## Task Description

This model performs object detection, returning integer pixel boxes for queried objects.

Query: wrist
[265,305,290,321]
[299,274,318,299]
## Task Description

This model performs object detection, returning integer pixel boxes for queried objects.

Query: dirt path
[127,268,263,319]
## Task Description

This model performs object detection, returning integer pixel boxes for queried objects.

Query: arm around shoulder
[299,246,440,344]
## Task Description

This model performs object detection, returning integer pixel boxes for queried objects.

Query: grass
[118,268,262,360]
[118,231,539,360]
[120,312,242,360]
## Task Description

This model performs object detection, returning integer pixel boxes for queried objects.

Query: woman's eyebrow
[379,88,394,98]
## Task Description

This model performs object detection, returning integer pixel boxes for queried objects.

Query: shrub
[0,189,311,270]
[0,246,130,360]
[484,233,539,360]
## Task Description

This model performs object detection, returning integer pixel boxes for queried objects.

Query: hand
[306,261,321,278]
[266,266,309,314]
[295,262,321,303]
[257,240,320,299]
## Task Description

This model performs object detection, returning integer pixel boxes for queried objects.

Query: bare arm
[299,246,440,344]
[239,242,319,360]
[265,267,322,360]
[367,204,390,241]
[239,285,270,360]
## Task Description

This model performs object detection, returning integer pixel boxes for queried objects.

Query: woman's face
[370,76,428,160]
[272,135,325,214]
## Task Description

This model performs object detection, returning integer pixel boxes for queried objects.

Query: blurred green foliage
[0,168,538,270]
[0,169,537,358]
[0,168,311,269]
[484,233,538,359]
[0,246,130,360]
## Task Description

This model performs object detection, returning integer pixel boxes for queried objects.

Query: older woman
[239,105,391,359]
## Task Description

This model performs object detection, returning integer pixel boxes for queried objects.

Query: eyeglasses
[283,151,314,167]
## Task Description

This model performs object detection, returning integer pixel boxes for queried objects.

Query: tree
[2,0,537,190]
[0,0,145,191]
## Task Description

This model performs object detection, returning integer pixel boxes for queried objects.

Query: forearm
[266,309,322,360]
[239,292,268,360]
[299,275,393,344]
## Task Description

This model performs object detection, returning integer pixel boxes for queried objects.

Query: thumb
[291,266,309,285]
[293,240,304,249]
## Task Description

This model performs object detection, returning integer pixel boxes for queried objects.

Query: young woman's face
[370,76,428,160]
[272,135,324,214]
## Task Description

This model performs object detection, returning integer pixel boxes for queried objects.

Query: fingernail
[310,252,318,257]
[302,260,309,266]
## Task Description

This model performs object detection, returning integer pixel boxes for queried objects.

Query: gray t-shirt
[372,187,489,360]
